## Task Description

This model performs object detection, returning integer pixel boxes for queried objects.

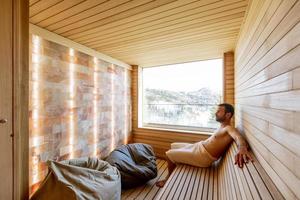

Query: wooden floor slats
[121,159,167,200]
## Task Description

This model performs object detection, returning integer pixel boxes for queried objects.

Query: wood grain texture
[29,0,249,67]
[13,0,30,199]
[0,1,13,199]
[223,52,235,126]
[155,143,282,200]
[235,0,300,198]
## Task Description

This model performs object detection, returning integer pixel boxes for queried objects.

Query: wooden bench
[155,143,284,200]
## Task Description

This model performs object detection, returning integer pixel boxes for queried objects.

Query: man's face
[215,106,227,122]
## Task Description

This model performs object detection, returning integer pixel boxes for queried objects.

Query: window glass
[142,59,223,132]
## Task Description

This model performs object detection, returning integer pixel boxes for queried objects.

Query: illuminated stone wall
[29,35,131,193]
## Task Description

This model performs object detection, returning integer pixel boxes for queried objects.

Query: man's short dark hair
[218,103,234,118]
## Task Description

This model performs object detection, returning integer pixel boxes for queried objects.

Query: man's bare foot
[156,179,167,188]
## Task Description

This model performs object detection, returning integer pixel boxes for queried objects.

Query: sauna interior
[0,0,300,199]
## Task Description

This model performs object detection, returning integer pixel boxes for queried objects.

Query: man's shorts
[166,141,218,167]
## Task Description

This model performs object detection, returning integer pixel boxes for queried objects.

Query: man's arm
[226,126,253,168]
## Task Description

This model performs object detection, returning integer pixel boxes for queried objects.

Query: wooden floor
[121,159,167,200]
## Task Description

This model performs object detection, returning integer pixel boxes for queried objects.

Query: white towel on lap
[166,141,217,167]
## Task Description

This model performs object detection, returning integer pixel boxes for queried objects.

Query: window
[140,59,223,132]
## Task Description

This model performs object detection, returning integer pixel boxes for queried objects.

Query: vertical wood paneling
[235,0,300,199]
[223,52,235,126]
[131,65,139,130]
[0,1,13,199]
[14,0,30,199]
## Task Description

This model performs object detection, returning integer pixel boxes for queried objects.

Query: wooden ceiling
[29,0,249,67]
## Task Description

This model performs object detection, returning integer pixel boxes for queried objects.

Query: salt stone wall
[29,34,131,192]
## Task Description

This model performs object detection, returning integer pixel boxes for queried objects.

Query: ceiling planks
[30,0,249,67]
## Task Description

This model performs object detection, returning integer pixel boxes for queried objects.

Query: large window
[141,59,223,132]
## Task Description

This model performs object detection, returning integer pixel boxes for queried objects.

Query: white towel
[166,141,217,167]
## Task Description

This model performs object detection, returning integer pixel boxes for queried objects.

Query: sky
[142,59,223,93]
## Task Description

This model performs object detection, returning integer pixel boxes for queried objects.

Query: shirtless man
[156,103,253,188]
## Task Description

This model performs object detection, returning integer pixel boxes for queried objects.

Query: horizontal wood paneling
[235,0,300,199]
[29,0,249,67]
[132,129,209,159]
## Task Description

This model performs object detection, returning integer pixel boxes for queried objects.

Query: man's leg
[155,156,176,188]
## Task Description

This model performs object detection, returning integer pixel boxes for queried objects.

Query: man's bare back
[202,125,234,159]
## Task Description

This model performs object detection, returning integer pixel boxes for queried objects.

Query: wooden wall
[223,52,235,125]
[234,0,300,199]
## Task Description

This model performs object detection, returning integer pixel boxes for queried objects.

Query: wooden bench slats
[202,168,209,199]
[196,167,207,199]
[122,143,285,200]
[251,154,285,200]
[222,155,230,200]
[223,158,230,200]
[172,165,191,199]
[228,146,254,200]
[178,165,194,200]
[220,159,228,200]
[159,164,184,199]
[208,166,214,200]
[224,152,237,200]
[183,166,198,200]
[227,148,242,200]
[156,142,284,200]
[167,165,188,200]
[218,161,224,200]
[213,166,218,200]
[246,163,273,200]
[225,154,235,200]
[232,144,261,200]
[228,145,248,200]
[189,167,203,200]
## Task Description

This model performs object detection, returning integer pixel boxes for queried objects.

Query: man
[156,103,253,188]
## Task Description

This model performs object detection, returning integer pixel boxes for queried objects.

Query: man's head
[215,103,234,123]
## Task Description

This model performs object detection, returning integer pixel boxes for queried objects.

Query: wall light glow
[93,57,99,157]
[69,48,75,159]
[31,35,41,185]
[110,64,115,151]
[124,70,128,144]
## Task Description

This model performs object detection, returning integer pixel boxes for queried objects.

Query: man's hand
[234,146,253,168]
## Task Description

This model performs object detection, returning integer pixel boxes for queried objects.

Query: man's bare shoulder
[225,124,235,130]
[214,125,237,138]
[216,125,234,133]
[213,126,230,138]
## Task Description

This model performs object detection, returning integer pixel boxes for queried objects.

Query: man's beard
[216,115,225,122]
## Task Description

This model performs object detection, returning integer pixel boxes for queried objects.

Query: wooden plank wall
[131,65,209,159]
[234,0,300,199]
[223,52,235,126]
